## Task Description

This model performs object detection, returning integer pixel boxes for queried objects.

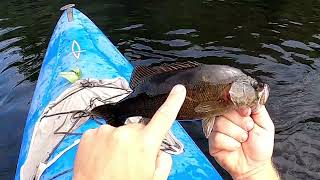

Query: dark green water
[1,0,320,179]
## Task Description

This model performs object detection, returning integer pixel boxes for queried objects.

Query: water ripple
[166,29,197,35]
[117,24,144,31]
[0,37,24,51]
[281,40,315,51]
[0,26,24,36]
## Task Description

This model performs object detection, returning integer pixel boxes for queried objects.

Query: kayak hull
[15,7,222,180]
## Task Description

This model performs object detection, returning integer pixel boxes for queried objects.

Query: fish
[93,61,270,138]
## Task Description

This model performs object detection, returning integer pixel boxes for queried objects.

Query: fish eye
[257,82,265,91]
[252,81,264,91]
[251,81,259,89]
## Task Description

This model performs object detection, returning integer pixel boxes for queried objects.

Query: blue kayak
[15,5,222,180]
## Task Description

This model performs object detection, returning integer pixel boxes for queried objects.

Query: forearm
[233,161,280,180]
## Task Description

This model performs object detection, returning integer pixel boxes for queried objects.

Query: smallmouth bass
[94,61,270,138]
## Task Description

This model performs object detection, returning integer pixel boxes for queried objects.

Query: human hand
[209,106,280,179]
[73,85,186,180]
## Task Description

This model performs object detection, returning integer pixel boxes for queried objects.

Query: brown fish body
[94,62,270,137]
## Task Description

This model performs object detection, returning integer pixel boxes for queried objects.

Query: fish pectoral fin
[161,130,184,155]
[124,117,184,154]
[202,117,216,138]
[195,101,222,113]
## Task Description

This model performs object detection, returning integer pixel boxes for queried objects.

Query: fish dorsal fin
[130,66,155,89]
[130,61,201,88]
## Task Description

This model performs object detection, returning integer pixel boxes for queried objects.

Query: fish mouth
[259,83,270,105]
[251,83,270,113]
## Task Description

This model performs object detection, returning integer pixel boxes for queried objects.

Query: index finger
[144,85,186,145]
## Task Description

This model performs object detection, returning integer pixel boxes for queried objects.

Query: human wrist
[232,161,280,180]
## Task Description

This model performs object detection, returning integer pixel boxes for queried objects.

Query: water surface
[1,0,320,179]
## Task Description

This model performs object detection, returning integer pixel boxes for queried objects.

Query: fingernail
[241,133,248,142]
[172,84,186,94]
[246,120,254,131]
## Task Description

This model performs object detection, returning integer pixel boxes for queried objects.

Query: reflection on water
[1,0,320,179]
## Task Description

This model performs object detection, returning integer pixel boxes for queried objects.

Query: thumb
[251,105,274,132]
[153,151,172,180]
